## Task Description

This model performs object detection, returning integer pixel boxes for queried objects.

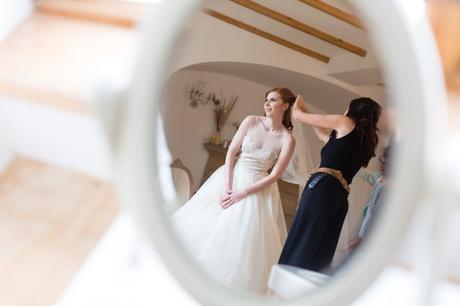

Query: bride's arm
[221,134,295,209]
[223,116,255,193]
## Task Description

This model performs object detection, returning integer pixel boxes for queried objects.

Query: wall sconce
[186,80,215,107]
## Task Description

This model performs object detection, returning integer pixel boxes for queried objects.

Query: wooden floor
[0,11,139,114]
[0,157,119,306]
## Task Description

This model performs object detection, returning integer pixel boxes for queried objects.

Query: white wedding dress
[172,133,288,294]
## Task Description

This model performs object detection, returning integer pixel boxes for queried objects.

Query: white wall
[0,0,33,42]
[162,70,270,191]
[0,96,113,179]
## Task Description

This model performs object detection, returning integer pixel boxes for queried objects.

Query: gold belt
[314,167,350,193]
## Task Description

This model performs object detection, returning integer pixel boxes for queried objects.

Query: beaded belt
[312,167,350,193]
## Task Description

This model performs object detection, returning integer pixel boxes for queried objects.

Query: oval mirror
[112,0,446,305]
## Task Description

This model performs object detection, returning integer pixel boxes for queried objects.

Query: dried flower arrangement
[186,81,238,145]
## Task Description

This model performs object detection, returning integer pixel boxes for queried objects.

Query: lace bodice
[238,134,280,173]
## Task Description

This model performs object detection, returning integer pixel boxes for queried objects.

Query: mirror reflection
[159,0,398,297]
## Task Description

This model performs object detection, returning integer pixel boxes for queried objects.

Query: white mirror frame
[113,0,446,305]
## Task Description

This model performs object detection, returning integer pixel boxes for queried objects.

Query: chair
[268,264,329,298]
[170,159,193,206]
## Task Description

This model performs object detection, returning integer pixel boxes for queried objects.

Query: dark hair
[346,97,382,167]
[265,87,296,131]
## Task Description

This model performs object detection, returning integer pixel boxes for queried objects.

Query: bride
[172,87,296,293]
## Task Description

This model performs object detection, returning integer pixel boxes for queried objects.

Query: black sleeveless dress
[278,127,367,273]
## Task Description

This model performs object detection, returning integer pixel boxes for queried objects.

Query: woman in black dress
[278,95,381,273]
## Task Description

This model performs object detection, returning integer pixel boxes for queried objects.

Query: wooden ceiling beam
[231,0,366,57]
[203,9,330,63]
[35,0,148,28]
[298,0,364,29]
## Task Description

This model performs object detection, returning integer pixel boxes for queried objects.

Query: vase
[212,131,221,145]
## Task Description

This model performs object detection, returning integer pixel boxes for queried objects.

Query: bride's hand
[220,189,232,201]
[220,190,247,209]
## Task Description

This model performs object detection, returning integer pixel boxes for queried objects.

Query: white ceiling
[200,0,383,87]
[202,0,372,58]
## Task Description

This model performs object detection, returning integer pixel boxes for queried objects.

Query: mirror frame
[112,0,446,305]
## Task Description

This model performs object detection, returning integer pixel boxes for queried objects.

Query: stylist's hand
[293,95,306,111]
[293,95,306,121]
[220,190,247,209]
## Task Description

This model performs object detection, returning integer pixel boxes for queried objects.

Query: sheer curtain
[281,121,315,197]
[281,104,324,199]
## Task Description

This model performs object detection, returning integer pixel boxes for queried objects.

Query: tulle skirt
[172,163,287,293]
